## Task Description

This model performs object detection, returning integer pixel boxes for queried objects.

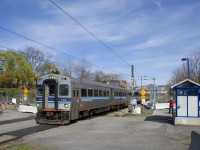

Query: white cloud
[154,0,163,9]
[133,36,171,49]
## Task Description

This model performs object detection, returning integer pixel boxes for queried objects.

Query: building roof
[171,79,200,89]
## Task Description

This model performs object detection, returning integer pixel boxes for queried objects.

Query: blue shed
[171,79,200,125]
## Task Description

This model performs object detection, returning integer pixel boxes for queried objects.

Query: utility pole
[131,65,134,88]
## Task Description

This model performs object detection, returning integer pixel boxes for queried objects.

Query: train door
[43,80,58,110]
[71,88,80,120]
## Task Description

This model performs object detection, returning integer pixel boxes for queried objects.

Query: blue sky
[0,0,200,85]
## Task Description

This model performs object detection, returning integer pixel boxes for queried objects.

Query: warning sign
[24,88,28,97]
[140,89,146,96]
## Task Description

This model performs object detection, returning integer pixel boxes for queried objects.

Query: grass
[112,105,154,117]
[126,104,154,116]
[0,142,48,150]
[139,104,154,116]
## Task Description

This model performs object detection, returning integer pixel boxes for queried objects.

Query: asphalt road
[24,110,200,150]
[0,109,57,143]
[1,109,200,150]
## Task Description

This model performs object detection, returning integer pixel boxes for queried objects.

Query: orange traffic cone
[1,102,5,110]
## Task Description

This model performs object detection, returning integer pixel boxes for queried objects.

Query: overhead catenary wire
[0,27,131,77]
[1,45,131,80]
[49,0,131,66]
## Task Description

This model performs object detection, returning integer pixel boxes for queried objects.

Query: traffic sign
[24,88,28,97]
[141,95,146,99]
[140,89,146,96]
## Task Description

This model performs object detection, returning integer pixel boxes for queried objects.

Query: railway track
[0,110,58,146]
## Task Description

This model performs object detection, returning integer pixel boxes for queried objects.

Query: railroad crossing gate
[171,79,200,125]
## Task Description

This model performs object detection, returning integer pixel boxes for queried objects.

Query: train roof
[39,74,129,91]
[71,77,128,90]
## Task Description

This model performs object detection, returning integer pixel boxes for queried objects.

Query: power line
[49,0,130,66]
[0,27,131,77]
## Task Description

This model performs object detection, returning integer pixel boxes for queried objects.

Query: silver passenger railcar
[35,73,130,124]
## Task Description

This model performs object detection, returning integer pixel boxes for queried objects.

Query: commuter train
[35,73,130,124]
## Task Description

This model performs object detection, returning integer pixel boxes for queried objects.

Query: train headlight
[37,104,40,107]
[48,76,54,79]
[64,104,69,108]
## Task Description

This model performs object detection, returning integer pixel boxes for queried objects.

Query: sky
[0,0,200,86]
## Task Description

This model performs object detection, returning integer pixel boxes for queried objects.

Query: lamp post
[181,58,190,79]
[144,76,156,108]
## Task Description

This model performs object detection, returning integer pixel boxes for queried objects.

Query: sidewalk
[0,109,35,122]
[152,109,172,116]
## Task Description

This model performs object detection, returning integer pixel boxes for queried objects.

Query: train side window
[107,91,109,96]
[99,90,103,97]
[59,84,69,96]
[94,90,98,96]
[88,89,93,97]
[103,91,106,96]
[73,90,76,97]
[81,88,87,97]
[37,85,43,96]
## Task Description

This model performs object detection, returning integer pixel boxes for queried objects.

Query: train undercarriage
[35,110,70,125]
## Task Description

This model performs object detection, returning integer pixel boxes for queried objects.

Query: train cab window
[88,89,93,97]
[99,90,103,97]
[37,85,43,96]
[81,88,87,97]
[94,90,98,97]
[59,84,69,96]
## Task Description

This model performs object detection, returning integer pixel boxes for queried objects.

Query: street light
[143,76,156,108]
[181,58,190,79]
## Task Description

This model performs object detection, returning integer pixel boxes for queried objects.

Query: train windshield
[59,84,69,96]
[37,85,43,96]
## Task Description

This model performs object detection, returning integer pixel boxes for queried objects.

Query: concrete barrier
[135,107,141,114]
[18,105,37,114]
[155,103,169,109]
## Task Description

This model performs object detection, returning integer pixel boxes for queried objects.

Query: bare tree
[74,57,92,79]
[168,67,185,85]
[59,58,74,77]
[93,70,106,82]
[168,49,200,85]
[22,47,52,75]
[189,50,200,83]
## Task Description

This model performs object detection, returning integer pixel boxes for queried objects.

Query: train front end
[35,74,72,124]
